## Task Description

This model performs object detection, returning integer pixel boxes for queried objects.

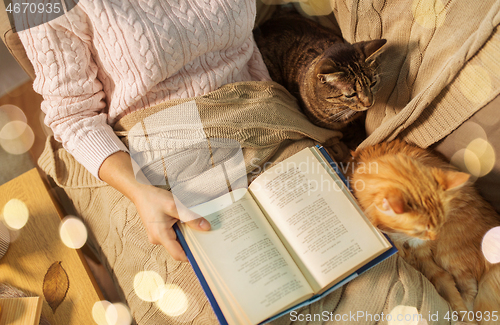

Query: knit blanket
[329,0,500,148]
[38,81,452,324]
[113,81,345,207]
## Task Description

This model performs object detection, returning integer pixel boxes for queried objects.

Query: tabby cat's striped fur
[254,9,386,130]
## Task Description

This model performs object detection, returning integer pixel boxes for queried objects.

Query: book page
[182,227,252,325]
[249,148,390,291]
[184,189,313,324]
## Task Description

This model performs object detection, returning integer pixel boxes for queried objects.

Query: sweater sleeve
[18,12,128,180]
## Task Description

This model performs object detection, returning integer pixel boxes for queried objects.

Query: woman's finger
[158,226,188,262]
[168,195,211,231]
[184,217,211,231]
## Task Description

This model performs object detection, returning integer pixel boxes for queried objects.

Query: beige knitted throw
[329,0,500,148]
[113,81,345,207]
[38,81,452,324]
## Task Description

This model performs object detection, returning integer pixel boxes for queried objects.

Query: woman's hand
[99,151,210,262]
[131,184,210,261]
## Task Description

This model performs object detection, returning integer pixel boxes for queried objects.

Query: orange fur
[349,140,500,321]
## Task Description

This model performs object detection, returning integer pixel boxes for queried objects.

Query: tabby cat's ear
[442,170,470,191]
[317,72,344,84]
[354,39,387,61]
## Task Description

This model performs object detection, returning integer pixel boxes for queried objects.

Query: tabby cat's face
[307,40,386,125]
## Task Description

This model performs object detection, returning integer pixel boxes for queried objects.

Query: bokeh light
[0,121,35,155]
[2,199,29,230]
[0,104,27,131]
[482,227,500,264]
[104,304,118,325]
[450,138,496,178]
[449,122,487,153]
[465,139,495,177]
[93,301,112,325]
[458,64,492,104]
[388,305,426,325]
[298,0,333,16]
[463,148,482,177]
[93,301,132,325]
[59,216,88,249]
[105,302,133,325]
[133,271,192,319]
[0,104,35,155]
[258,0,332,16]
[0,120,28,140]
[133,271,165,302]
[156,284,189,317]
[412,0,446,29]
[450,149,469,175]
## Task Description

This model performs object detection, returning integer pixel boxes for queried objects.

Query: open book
[176,146,396,325]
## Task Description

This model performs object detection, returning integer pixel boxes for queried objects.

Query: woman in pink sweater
[19,0,271,261]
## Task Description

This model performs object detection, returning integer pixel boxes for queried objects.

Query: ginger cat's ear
[386,190,405,214]
[443,170,470,190]
[376,190,405,216]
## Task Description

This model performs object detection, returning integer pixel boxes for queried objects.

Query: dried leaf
[43,261,69,313]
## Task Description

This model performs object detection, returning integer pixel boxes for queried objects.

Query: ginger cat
[348,140,500,323]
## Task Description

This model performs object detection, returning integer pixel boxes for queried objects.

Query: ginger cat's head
[352,154,470,241]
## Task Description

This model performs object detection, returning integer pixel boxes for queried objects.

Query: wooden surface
[0,297,42,325]
[0,168,104,325]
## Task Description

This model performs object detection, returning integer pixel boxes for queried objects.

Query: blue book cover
[174,146,397,325]
[174,223,228,325]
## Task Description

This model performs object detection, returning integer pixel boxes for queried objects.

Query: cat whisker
[329,113,348,123]
[326,106,350,115]
[374,72,396,79]
[328,109,357,122]
[326,108,349,117]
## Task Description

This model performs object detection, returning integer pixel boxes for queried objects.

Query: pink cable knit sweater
[19,0,270,179]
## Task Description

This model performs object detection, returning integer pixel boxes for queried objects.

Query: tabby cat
[254,9,386,130]
[348,140,500,322]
